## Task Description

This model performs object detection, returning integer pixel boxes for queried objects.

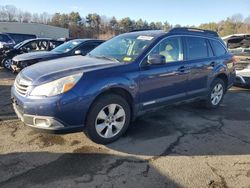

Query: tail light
[232,56,237,66]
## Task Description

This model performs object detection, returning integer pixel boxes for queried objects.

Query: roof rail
[129,29,162,32]
[169,27,219,37]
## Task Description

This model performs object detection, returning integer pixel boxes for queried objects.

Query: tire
[2,58,13,70]
[203,78,225,109]
[85,94,131,144]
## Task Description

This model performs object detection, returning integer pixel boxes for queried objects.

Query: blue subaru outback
[11,28,236,144]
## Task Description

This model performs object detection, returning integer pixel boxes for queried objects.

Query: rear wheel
[204,78,225,109]
[2,58,13,70]
[85,94,131,144]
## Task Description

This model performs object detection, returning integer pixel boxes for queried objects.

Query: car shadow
[106,88,250,156]
[0,151,179,188]
[0,85,16,121]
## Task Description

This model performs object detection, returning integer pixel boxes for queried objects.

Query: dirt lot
[0,68,250,188]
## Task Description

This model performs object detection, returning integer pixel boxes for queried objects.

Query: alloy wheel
[211,83,224,106]
[95,103,126,138]
[4,59,12,70]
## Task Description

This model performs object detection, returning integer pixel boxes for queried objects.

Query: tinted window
[210,40,227,56]
[186,37,209,60]
[7,33,36,44]
[149,37,183,63]
[0,34,12,43]
[207,41,214,57]
[80,44,99,55]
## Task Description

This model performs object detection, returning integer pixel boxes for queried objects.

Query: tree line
[0,5,250,39]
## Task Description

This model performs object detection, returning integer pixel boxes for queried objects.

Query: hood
[13,51,60,61]
[21,55,120,85]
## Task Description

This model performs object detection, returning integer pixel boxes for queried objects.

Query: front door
[139,36,189,109]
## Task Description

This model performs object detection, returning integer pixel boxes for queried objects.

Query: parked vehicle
[11,39,104,72]
[0,33,36,49]
[6,33,36,45]
[1,38,63,70]
[0,33,16,49]
[223,34,250,87]
[11,28,236,144]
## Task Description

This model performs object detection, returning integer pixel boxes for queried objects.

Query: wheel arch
[85,86,136,125]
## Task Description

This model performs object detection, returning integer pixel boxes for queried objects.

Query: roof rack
[169,27,219,37]
[129,29,162,32]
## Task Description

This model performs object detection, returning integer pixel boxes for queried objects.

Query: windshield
[52,40,81,53]
[14,41,25,49]
[89,34,155,63]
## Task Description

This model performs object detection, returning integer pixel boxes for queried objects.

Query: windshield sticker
[123,57,132,62]
[137,36,154,41]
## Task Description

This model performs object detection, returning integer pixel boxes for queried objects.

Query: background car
[0,33,36,49]
[11,39,104,72]
[0,33,16,49]
[223,34,250,87]
[1,38,64,70]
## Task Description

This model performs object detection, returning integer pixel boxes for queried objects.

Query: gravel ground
[0,68,250,188]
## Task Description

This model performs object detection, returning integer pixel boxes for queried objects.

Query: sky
[0,0,250,26]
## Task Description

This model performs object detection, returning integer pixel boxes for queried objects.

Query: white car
[223,34,250,87]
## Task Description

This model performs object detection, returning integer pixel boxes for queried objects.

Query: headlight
[30,73,82,97]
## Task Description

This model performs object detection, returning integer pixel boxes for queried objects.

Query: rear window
[8,34,36,44]
[186,37,209,60]
[210,40,227,56]
[0,34,12,43]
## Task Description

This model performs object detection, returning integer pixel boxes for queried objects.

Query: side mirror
[147,54,166,65]
[74,50,82,55]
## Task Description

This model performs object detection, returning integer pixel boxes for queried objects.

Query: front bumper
[11,86,89,133]
[234,70,250,87]
[234,75,250,87]
[11,64,21,73]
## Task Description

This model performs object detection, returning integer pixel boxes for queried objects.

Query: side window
[48,41,62,50]
[24,41,38,51]
[186,37,209,60]
[210,40,227,56]
[0,34,12,43]
[149,37,183,63]
[37,40,48,51]
[207,40,214,57]
[79,44,98,55]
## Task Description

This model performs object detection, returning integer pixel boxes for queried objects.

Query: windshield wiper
[89,54,120,63]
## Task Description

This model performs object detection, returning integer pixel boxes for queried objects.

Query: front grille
[14,74,32,96]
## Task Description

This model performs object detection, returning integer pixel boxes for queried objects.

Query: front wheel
[204,78,225,109]
[85,94,131,144]
[2,58,13,70]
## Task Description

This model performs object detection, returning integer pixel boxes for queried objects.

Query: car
[1,38,63,70]
[223,34,250,88]
[6,33,36,45]
[11,39,104,73]
[11,28,236,144]
[0,33,36,50]
[0,33,16,49]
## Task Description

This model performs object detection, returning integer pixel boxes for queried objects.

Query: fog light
[34,118,51,128]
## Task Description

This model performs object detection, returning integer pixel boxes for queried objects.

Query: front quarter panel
[73,63,140,114]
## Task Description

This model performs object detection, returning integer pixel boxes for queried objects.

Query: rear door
[184,36,214,97]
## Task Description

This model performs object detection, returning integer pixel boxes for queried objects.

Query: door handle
[178,66,186,72]
[210,62,215,67]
